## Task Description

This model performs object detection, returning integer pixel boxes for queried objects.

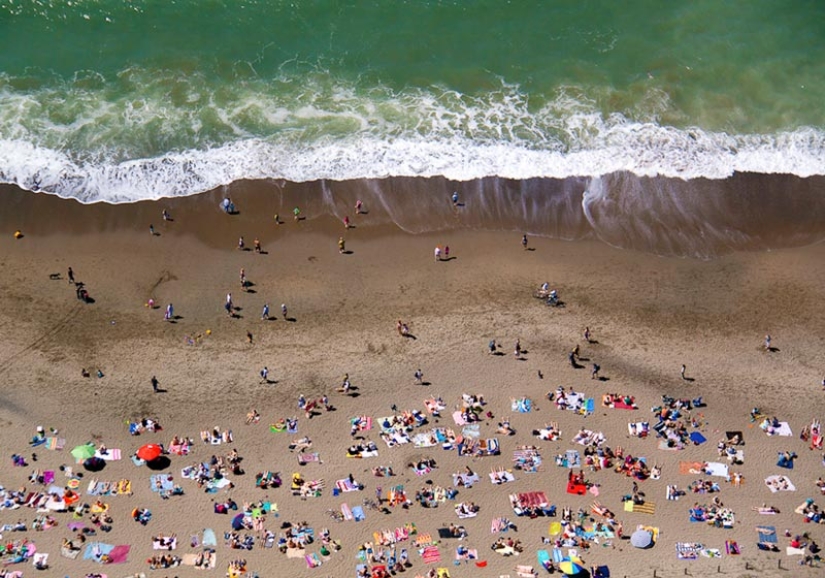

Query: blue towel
[757,526,777,543]
[83,542,115,562]
[352,505,366,522]
[552,547,564,563]
[689,432,707,445]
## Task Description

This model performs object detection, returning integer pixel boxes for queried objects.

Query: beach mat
[689,432,707,445]
[624,501,656,515]
[757,526,777,543]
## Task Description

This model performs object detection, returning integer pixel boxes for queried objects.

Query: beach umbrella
[631,529,653,548]
[232,513,245,531]
[71,443,95,462]
[83,456,106,472]
[558,556,584,575]
[549,521,562,536]
[136,443,163,462]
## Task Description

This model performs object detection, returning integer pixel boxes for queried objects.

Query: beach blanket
[424,398,446,414]
[421,545,441,564]
[489,470,515,485]
[298,452,321,465]
[761,420,792,437]
[628,422,649,437]
[305,552,322,568]
[624,501,656,515]
[757,525,777,543]
[352,506,366,521]
[83,542,115,563]
[511,398,532,413]
[94,449,122,461]
[765,475,795,492]
[725,540,740,555]
[202,528,217,547]
[705,462,729,478]
[461,424,480,439]
[181,551,217,568]
[676,543,702,560]
[679,461,706,475]
[150,474,175,493]
[351,416,372,431]
[335,478,361,493]
[657,439,684,451]
[45,437,65,450]
[452,473,480,488]
[689,432,707,445]
[60,545,81,559]
[153,537,177,550]
[556,449,581,468]
[452,411,467,426]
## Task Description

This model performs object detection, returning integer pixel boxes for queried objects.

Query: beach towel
[461,424,480,439]
[45,437,65,450]
[689,432,707,445]
[757,526,777,543]
[537,549,551,570]
[453,473,480,487]
[94,449,122,461]
[352,506,366,522]
[202,528,217,547]
[624,501,656,515]
[305,552,322,568]
[287,420,299,434]
[725,540,740,555]
[552,548,564,563]
[679,461,706,475]
[298,452,321,465]
[705,462,729,478]
[628,422,649,437]
[340,503,353,520]
[83,542,115,563]
[153,537,177,550]
[150,474,175,493]
[675,543,701,560]
[764,475,795,492]
[452,411,467,426]
[31,553,48,568]
[511,398,532,413]
[60,545,80,559]
[489,470,515,485]
[335,478,361,493]
[422,545,441,564]
[657,439,684,451]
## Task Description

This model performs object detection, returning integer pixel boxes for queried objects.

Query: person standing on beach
[240,268,246,290]
[254,238,261,253]
[238,237,245,251]
[261,303,270,320]
[584,327,592,343]
[151,376,159,393]
[293,207,301,222]
[521,234,528,250]
[343,216,351,229]
[434,246,441,261]
[444,246,450,259]
[414,369,423,384]
[355,200,363,214]
[162,209,171,221]
[68,267,75,285]
[149,224,155,236]
[281,303,288,320]
[680,364,687,380]
[591,363,600,380]
[165,303,173,321]
[338,237,346,254]
[451,191,459,206]
[260,367,269,384]
[764,334,772,351]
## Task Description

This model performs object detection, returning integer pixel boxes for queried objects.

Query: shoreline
[0,191,824,577]
[4,169,825,258]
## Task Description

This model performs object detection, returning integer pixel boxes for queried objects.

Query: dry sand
[0,185,824,578]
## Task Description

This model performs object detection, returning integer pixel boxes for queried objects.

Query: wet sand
[0,184,824,577]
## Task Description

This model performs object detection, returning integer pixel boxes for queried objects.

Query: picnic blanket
[760,420,792,437]
[624,501,656,515]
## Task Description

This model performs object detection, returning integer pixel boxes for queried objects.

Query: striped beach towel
[624,501,656,514]
[45,437,66,450]
[422,545,440,564]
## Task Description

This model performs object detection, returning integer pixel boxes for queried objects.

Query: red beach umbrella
[136,443,163,462]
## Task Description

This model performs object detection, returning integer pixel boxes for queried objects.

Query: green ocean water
[0,0,823,202]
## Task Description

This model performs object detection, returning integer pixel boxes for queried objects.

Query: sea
[1,0,824,256]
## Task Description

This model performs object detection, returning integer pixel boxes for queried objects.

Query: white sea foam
[1,124,823,205]
[0,70,823,203]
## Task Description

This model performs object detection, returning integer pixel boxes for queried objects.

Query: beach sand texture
[0,182,824,578]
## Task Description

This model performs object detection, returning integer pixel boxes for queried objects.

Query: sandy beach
[1,182,824,578]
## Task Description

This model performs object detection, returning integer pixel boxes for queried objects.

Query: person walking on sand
[260,367,269,384]
[514,338,522,358]
[293,207,301,222]
[238,236,245,251]
[343,216,350,229]
[521,234,528,250]
[338,237,346,254]
[444,246,450,259]
[162,209,171,221]
[149,224,156,236]
[151,376,159,393]
[261,303,270,321]
[240,268,246,289]
[414,369,423,385]
[451,191,459,206]
[355,199,363,214]
[591,363,601,380]
[584,326,592,343]
[434,246,441,261]
[254,238,261,253]
[680,364,687,380]
[165,303,173,321]
[247,331,253,344]
[280,303,288,320]
[764,334,772,351]
[68,267,75,285]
